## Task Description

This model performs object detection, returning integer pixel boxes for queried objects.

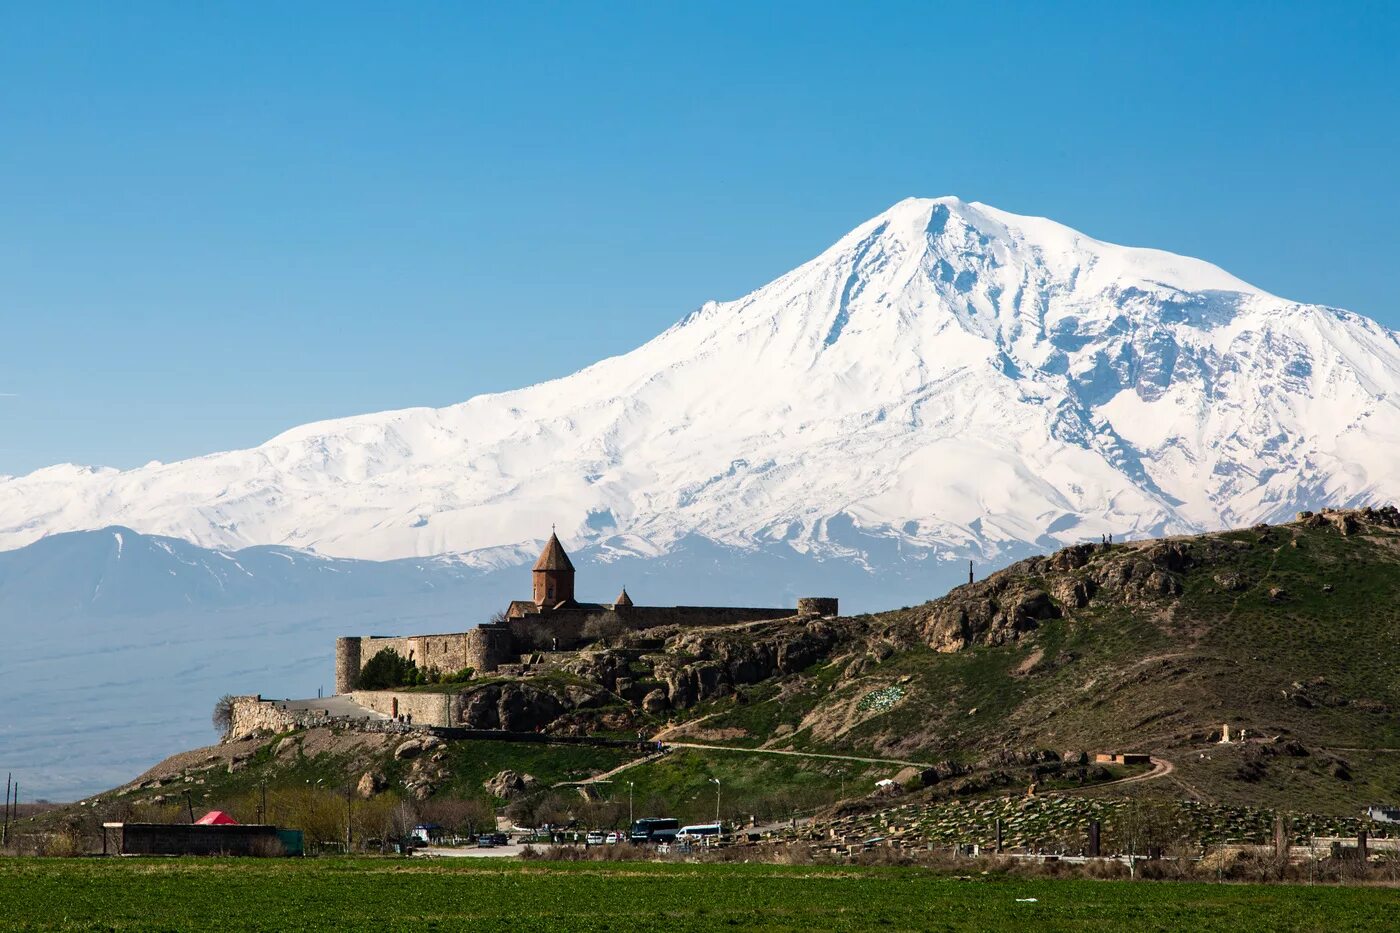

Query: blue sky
[2,2,1396,475]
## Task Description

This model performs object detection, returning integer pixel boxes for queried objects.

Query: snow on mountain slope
[4,197,1399,566]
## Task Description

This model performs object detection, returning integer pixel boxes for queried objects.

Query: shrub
[357,649,419,690]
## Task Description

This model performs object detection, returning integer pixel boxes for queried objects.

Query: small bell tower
[532,531,576,606]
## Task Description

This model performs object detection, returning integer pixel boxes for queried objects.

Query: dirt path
[651,712,724,743]
[662,741,934,769]
[1114,756,1174,785]
[553,752,669,788]
[1050,756,1176,796]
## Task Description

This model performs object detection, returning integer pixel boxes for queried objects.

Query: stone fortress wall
[226,695,391,740]
[228,696,300,738]
[333,602,835,694]
[336,624,514,694]
[227,693,427,739]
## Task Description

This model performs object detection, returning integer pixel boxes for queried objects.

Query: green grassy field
[612,747,906,825]
[1,857,1395,932]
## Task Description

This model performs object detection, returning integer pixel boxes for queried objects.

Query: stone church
[335,531,835,692]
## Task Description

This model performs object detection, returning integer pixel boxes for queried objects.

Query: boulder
[1045,543,1095,572]
[1328,512,1360,536]
[356,770,388,798]
[1050,576,1095,609]
[1214,572,1247,592]
[394,738,428,760]
[641,688,669,715]
[484,769,539,800]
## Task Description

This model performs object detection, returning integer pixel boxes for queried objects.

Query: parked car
[605,831,623,844]
[476,832,508,848]
[585,831,606,846]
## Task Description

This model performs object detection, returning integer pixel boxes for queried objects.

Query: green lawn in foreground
[1,857,1396,932]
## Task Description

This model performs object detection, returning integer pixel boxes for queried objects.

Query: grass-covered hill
[682,506,1400,813]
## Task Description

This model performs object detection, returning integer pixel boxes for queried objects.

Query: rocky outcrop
[456,683,573,731]
[652,620,855,710]
[641,688,669,714]
[356,769,388,798]
[912,536,1217,653]
[395,735,445,759]
[560,617,860,714]
[918,580,1062,654]
[1298,505,1400,534]
[484,769,539,799]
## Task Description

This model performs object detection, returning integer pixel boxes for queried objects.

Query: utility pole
[627,782,634,827]
[710,778,721,825]
[968,560,974,585]
[3,773,10,846]
[259,781,268,824]
[346,788,353,852]
[184,791,195,823]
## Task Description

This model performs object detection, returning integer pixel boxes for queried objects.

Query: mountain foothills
[4,197,1399,570]
[76,507,1400,828]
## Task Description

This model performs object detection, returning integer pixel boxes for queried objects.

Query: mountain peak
[837,197,1268,302]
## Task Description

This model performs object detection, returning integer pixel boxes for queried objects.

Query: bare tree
[422,796,497,838]
[212,694,237,738]
[581,614,625,642]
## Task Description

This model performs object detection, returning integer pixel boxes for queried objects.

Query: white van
[675,823,723,844]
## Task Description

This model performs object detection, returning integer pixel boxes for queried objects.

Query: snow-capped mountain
[5,197,1398,567]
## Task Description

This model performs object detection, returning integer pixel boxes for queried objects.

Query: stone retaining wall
[352,690,460,728]
[227,696,302,740]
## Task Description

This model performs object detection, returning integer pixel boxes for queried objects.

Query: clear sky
[2,1,1396,476]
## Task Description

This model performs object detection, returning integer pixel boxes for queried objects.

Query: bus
[629,817,680,844]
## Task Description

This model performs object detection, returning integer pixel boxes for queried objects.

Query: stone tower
[532,532,576,606]
[335,636,362,695]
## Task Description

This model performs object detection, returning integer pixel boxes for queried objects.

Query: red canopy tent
[194,810,239,825]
